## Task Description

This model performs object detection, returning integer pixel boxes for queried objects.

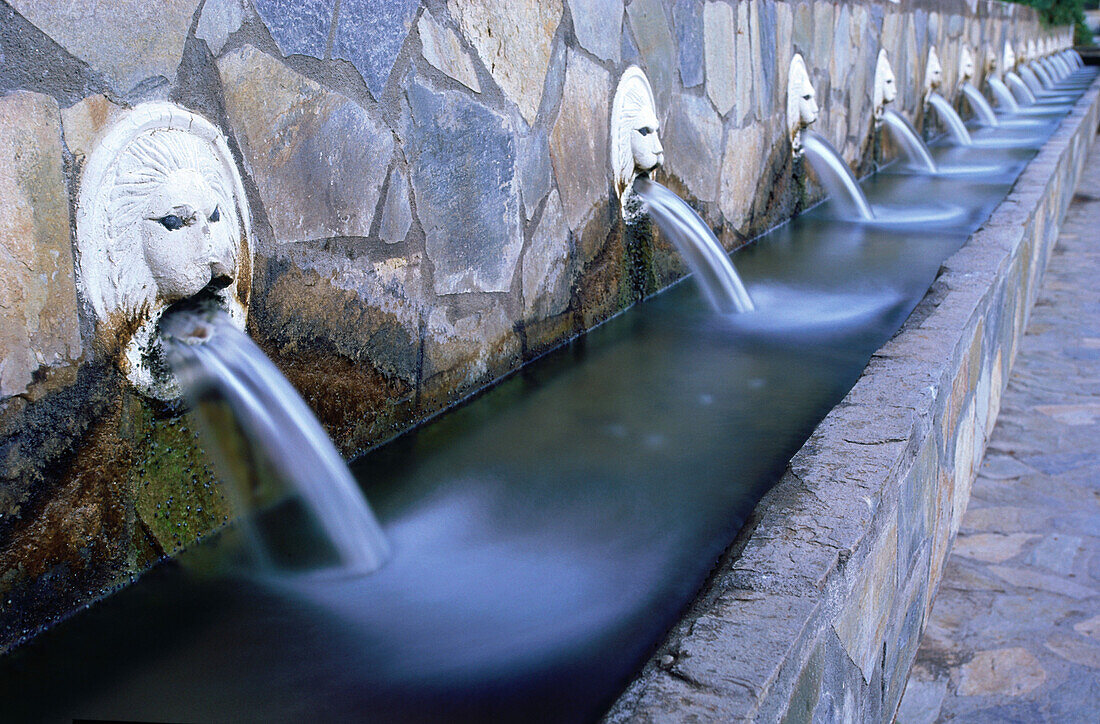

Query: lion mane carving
[75,103,252,399]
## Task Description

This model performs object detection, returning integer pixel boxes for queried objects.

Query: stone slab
[217,45,393,244]
[0,91,80,398]
[447,0,561,125]
[10,0,198,94]
[403,80,522,295]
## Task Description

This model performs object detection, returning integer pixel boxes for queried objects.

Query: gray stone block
[672,0,704,89]
[379,167,413,245]
[218,45,393,243]
[9,0,199,94]
[333,0,420,97]
[403,80,522,294]
[253,0,333,60]
[569,0,622,64]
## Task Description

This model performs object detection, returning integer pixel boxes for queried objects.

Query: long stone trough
[608,74,1100,723]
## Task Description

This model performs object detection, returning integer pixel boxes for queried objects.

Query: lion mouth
[136,279,237,394]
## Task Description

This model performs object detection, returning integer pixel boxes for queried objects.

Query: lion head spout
[76,103,253,399]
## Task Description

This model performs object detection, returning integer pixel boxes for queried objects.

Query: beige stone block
[1045,632,1100,669]
[833,511,898,682]
[951,401,977,537]
[549,49,609,231]
[11,0,199,94]
[957,648,1046,696]
[60,94,125,162]
[217,46,393,244]
[0,91,81,397]
[952,533,1040,564]
[448,0,561,125]
[719,123,765,230]
[418,10,481,93]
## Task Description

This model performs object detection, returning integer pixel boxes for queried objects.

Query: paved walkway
[898,140,1100,722]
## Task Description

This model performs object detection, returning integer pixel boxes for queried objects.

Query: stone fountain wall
[0,0,1054,651]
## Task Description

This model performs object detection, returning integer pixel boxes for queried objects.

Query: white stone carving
[873,49,898,122]
[959,45,975,83]
[786,54,818,156]
[1026,39,1037,63]
[76,102,252,399]
[611,65,664,206]
[983,43,997,77]
[924,45,943,98]
[1004,42,1016,72]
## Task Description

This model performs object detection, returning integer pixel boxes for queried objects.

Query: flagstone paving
[898,138,1100,722]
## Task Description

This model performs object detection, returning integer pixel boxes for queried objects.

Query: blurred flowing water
[989,77,1020,111]
[928,92,973,145]
[160,307,390,574]
[633,177,754,313]
[1007,71,1038,104]
[961,84,998,126]
[1,70,1091,724]
[802,131,875,219]
[883,110,938,172]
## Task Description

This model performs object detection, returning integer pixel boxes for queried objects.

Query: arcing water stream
[633,177,754,313]
[160,306,390,574]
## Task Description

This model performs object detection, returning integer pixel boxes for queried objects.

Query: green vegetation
[1008,0,1093,45]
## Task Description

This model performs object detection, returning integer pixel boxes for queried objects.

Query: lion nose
[208,260,233,288]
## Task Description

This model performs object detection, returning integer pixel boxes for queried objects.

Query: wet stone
[9,0,199,95]
[403,80,522,295]
[218,45,393,243]
[0,91,81,398]
[672,0,704,88]
[332,0,420,97]
[569,0,622,64]
[448,0,562,126]
[252,0,333,60]
[417,9,480,93]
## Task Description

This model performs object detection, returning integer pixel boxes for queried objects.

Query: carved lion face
[77,103,252,398]
[611,66,664,205]
[130,167,238,305]
[874,50,898,119]
[959,46,975,82]
[787,54,818,153]
[629,103,664,175]
[925,47,943,93]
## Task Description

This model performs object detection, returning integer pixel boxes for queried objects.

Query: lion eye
[209,206,221,223]
[637,126,653,136]
[157,214,185,231]
[803,93,812,100]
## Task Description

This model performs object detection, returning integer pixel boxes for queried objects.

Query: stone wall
[0,0,1055,651]
[605,70,1100,723]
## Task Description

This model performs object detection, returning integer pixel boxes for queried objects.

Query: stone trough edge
[605,75,1100,723]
